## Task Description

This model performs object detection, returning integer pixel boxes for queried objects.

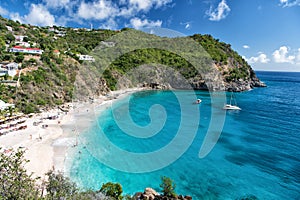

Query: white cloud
[0,6,8,16]
[272,46,295,64]
[26,4,56,26]
[99,18,118,30]
[129,0,153,11]
[185,23,190,29]
[117,0,172,17]
[206,0,231,21]
[130,17,162,29]
[247,53,270,64]
[296,48,300,64]
[180,22,192,30]
[5,0,173,29]
[77,0,118,20]
[153,0,173,9]
[279,0,300,7]
[10,4,55,26]
[243,45,250,49]
[9,12,22,23]
[42,0,70,8]
[128,0,173,11]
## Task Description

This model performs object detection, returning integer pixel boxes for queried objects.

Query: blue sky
[0,0,300,72]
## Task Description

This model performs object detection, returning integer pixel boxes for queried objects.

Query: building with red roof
[9,46,43,55]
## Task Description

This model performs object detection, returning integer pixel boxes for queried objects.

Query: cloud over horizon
[247,52,270,64]
[130,17,162,29]
[272,46,296,64]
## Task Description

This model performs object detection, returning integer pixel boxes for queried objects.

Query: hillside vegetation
[0,16,265,113]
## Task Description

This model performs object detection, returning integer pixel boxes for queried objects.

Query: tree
[99,182,123,200]
[15,54,25,63]
[5,33,15,43]
[159,176,177,198]
[0,148,40,199]
[45,170,78,199]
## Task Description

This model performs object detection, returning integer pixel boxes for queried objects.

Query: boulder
[184,195,192,200]
[143,188,160,200]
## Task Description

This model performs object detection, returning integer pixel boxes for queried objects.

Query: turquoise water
[69,72,300,199]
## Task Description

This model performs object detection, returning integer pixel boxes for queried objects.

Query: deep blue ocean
[69,71,300,199]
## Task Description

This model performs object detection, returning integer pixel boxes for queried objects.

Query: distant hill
[0,16,265,113]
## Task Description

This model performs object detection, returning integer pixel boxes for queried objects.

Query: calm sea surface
[69,71,300,199]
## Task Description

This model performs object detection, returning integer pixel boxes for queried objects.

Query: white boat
[196,99,202,104]
[223,92,241,110]
[223,104,241,110]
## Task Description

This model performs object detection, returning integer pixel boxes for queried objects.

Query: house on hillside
[53,49,60,57]
[15,41,31,48]
[9,46,43,55]
[5,26,13,32]
[0,62,19,77]
[14,35,27,42]
[77,54,95,62]
[0,100,15,111]
[48,27,55,32]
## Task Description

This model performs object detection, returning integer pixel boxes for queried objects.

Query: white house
[14,35,27,42]
[5,26,13,32]
[0,62,19,77]
[77,54,95,62]
[48,27,55,32]
[15,41,31,48]
[9,46,43,55]
[0,100,15,111]
[0,67,8,77]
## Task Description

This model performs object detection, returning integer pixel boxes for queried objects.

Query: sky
[0,0,300,72]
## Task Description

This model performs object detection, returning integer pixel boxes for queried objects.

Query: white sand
[0,88,144,180]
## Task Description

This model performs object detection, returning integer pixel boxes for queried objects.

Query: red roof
[27,48,41,50]
[12,46,41,51]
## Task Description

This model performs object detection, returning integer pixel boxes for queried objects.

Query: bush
[15,54,24,63]
[159,176,177,198]
[23,103,39,114]
[100,182,123,200]
[45,170,78,199]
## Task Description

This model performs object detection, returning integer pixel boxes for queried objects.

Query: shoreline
[0,87,144,180]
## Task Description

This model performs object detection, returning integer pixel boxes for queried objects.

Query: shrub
[159,176,177,198]
[45,170,78,199]
[100,182,123,200]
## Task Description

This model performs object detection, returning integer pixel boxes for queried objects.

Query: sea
[68,71,300,200]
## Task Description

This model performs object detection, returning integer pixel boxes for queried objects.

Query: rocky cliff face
[105,62,266,93]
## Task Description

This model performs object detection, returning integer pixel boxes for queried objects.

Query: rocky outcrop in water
[133,188,192,200]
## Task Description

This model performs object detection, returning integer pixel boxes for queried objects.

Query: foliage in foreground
[0,148,259,199]
[0,148,39,199]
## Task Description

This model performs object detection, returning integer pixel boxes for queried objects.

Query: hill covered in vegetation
[0,16,265,114]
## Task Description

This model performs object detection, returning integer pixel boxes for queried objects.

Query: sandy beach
[0,88,144,180]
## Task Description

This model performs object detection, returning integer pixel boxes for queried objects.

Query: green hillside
[0,16,265,114]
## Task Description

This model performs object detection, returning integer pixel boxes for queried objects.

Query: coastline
[0,87,144,180]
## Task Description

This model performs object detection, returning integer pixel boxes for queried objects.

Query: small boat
[223,104,241,110]
[196,99,202,104]
[223,92,241,110]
